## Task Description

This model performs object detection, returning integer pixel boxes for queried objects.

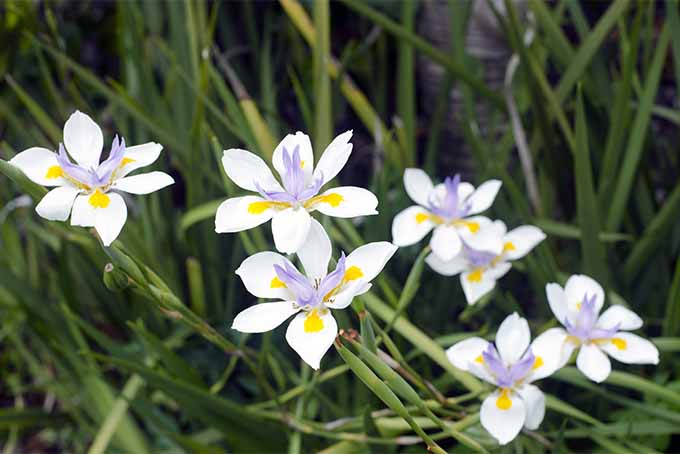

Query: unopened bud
[103,263,131,292]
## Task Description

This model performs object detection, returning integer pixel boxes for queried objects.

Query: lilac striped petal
[95,135,126,185]
[57,143,95,186]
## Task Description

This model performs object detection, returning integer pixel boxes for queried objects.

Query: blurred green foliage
[1,0,679,452]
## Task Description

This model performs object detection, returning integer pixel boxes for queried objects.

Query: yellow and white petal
[272,131,314,183]
[480,389,526,445]
[425,252,468,276]
[35,186,80,221]
[465,179,502,215]
[345,241,398,284]
[63,111,103,168]
[517,385,545,430]
[403,168,434,206]
[70,194,96,227]
[235,251,297,300]
[313,130,353,185]
[565,274,605,314]
[117,142,163,178]
[9,147,66,187]
[391,205,435,247]
[310,186,378,218]
[502,226,546,261]
[93,192,127,247]
[430,225,462,261]
[297,218,331,281]
[600,333,659,365]
[457,216,502,253]
[546,283,570,326]
[495,312,531,365]
[529,328,571,381]
[215,196,281,233]
[232,301,300,333]
[460,268,497,305]
[113,171,174,194]
[271,207,311,254]
[286,309,337,370]
[596,305,643,331]
[222,148,283,192]
[576,343,611,383]
[325,281,363,310]
[446,337,490,371]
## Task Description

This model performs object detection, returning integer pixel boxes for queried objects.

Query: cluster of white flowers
[10,122,660,446]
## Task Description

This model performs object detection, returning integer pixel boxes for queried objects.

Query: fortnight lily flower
[215,131,378,253]
[539,274,659,383]
[231,219,396,369]
[426,221,546,304]
[448,313,561,445]
[10,111,173,246]
[392,168,502,261]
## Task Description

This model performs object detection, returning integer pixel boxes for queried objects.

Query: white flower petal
[503,225,546,261]
[430,225,462,261]
[35,186,80,221]
[403,168,434,206]
[9,147,66,186]
[297,218,331,281]
[93,192,127,247]
[70,194,96,227]
[517,385,545,430]
[232,301,300,333]
[446,337,492,379]
[458,182,475,201]
[310,186,378,218]
[465,179,502,215]
[425,252,468,276]
[528,328,571,381]
[496,313,530,365]
[222,148,283,192]
[460,268,497,305]
[271,207,311,254]
[457,216,501,253]
[596,305,643,331]
[63,111,104,167]
[481,389,526,445]
[117,142,163,178]
[235,251,297,300]
[214,196,281,233]
[286,309,337,370]
[487,262,512,280]
[113,172,174,194]
[600,332,659,365]
[344,241,397,284]
[576,343,611,383]
[272,131,314,183]
[313,130,353,186]
[325,281,363,310]
[546,283,569,326]
[391,205,434,247]
[565,274,605,315]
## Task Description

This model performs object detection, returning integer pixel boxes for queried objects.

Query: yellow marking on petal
[300,160,305,168]
[496,388,513,410]
[464,221,480,233]
[270,276,287,288]
[576,302,582,310]
[247,201,289,214]
[415,213,429,224]
[467,268,483,283]
[503,242,516,252]
[304,310,324,333]
[611,338,627,350]
[318,193,343,207]
[88,190,110,209]
[532,356,544,370]
[474,354,484,364]
[121,157,136,166]
[344,266,364,281]
[45,165,64,179]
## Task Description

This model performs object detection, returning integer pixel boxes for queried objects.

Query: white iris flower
[392,168,502,261]
[10,111,174,246]
[540,274,659,383]
[426,220,546,304]
[215,131,378,254]
[231,219,396,369]
[448,313,561,445]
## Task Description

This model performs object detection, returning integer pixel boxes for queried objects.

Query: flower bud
[103,263,131,292]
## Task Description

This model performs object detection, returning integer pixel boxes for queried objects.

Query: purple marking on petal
[482,344,513,387]
[317,252,346,297]
[464,244,496,267]
[254,181,297,203]
[274,262,316,306]
[508,350,535,383]
[428,174,469,220]
[95,135,126,185]
[566,293,616,341]
[57,143,95,186]
[256,147,322,204]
